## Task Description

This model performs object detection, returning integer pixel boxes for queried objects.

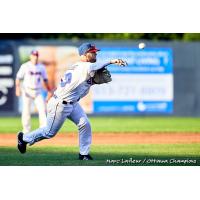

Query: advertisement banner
[91,47,173,114]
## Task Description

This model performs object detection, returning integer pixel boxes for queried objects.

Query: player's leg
[22,99,72,145]
[68,103,92,158]
[34,94,47,128]
[21,91,32,133]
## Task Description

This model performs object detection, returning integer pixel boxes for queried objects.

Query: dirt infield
[0,132,200,147]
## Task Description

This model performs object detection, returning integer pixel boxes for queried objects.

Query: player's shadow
[0,147,199,166]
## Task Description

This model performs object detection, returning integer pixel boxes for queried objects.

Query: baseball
[138,42,146,49]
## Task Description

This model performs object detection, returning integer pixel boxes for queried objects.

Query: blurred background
[1,33,200,116]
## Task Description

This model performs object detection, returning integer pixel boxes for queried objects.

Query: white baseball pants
[23,97,92,155]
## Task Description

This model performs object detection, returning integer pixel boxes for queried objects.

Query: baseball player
[15,50,52,133]
[17,43,127,160]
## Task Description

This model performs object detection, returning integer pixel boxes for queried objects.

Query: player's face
[85,52,97,63]
[30,54,38,64]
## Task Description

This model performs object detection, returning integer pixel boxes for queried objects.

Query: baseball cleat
[79,153,93,160]
[17,132,27,154]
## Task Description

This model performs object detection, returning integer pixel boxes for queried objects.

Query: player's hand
[110,59,128,66]
[15,88,21,96]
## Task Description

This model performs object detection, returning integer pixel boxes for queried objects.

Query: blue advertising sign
[92,47,173,114]
[97,47,173,74]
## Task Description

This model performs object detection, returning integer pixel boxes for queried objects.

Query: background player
[15,50,52,133]
[17,43,127,160]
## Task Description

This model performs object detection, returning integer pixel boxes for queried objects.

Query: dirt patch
[0,132,200,147]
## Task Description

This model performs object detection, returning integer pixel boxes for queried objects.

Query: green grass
[1,116,200,133]
[0,116,200,166]
[0,144,199,166]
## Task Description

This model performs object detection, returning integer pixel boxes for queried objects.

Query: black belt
[62,101,73,105]
[53,94,73,105]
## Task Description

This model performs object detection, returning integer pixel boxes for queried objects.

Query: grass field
[1,116,200,133]
[0,116,200,166]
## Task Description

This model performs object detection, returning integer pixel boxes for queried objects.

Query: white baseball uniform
[16,61,48,133]
[23,61,110,155]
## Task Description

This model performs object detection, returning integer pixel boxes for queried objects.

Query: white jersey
[54,62,95,102]
[54,61,111,102]
[16,61,48,89]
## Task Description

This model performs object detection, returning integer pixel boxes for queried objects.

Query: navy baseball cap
[31,50,39,56]
[78,43,100,56]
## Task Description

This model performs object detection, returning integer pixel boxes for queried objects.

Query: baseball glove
[92,67,112,84]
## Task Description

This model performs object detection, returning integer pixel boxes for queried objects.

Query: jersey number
[60,73,72,87]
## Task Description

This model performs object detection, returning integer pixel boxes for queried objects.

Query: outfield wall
[0,40,200,116]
